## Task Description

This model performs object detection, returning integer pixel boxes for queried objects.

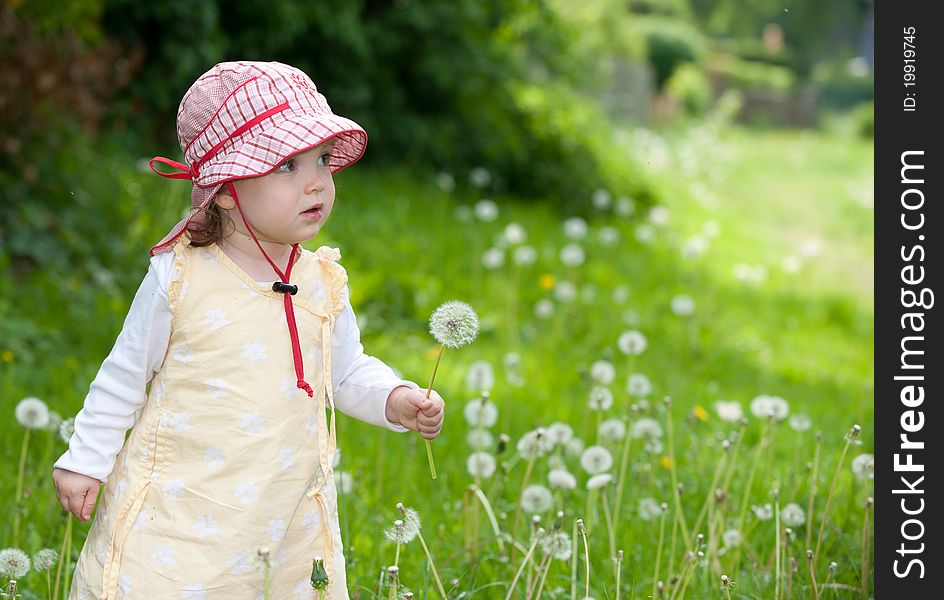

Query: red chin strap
[226,182,313,398]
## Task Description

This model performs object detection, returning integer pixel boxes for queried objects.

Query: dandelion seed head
[59,417,75,444]
[752,503,773,521]
[546,422,574,446]
[638,498,662,521]
[781,503,806,527]
[463,398,498,428]
[470,168,492,189]
[384,518,416,544]
[670,294,695,317]
[482,247,504,269]
[429,301,479,348]
[565,437,585,457]
[591,188,612,210]
[465,361,495,392]
[617,330,647,355]
[548,469,577,490]
[473,198,497,220]
[563,217,589,240]
[466,452,497,479]
[436,172,455,193]
[587,386,614,411]
[714,401,743,422]
[749,395,790,421]
[534,298,555,319]
[626,373,653,397]
[520,485,553,514]
[586,473,613,490]
[722,529,742,548]
[598,418,626,442]
[541,531,573,561]
[32,548,57,571]
[560,243,586,267]
[598,226,620,247]
[466,429,495,449]
[513,245,537,266]
[516,429,553,458]
[580,445,614,475]
[789,414,812,432]
[0,548,30,579]
[504,222,527,245]
[851,454,874,480]
[15,396,50,429]
[590,360,616,385]
[553,281,577,303]
[630,418,663,440]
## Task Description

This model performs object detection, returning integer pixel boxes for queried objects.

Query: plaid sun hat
[148,60,368,256]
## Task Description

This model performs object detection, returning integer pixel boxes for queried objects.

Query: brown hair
[187,201,234,247]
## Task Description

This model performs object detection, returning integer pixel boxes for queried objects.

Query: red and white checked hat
[148,60,368,256]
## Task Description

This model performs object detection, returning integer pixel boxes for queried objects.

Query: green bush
[812,58,873,109]
[637,17,708,88]
[665,63,713,115]
[710,54,796,93]
[851,101,874,138]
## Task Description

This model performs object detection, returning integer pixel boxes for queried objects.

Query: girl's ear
[214,188,236,210]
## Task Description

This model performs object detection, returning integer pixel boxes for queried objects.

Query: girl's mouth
[300,207,323,219]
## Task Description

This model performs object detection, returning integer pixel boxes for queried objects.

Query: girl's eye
[318,152,332,167]
[277,159,297,173]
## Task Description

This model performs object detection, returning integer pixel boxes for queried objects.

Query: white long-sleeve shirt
[54,251,417,484]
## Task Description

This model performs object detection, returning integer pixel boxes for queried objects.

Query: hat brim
[150,112,367,256]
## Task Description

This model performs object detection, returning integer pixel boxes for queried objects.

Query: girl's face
[216,142,336,246]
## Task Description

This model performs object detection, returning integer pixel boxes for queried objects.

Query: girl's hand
[387,386,445,440]
[52,467,102,522]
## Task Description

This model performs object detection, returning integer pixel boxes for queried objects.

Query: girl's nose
[306,170,326,194]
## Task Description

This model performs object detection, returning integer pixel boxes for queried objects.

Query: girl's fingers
[67,490,86,521]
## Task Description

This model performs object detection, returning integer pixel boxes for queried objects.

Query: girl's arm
[53,253,175,483]
[330,283,420,432]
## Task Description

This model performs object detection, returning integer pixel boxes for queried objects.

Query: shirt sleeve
[53,253,175,483]
[330,283,419,432]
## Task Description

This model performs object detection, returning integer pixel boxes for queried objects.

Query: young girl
[51,60,445,600]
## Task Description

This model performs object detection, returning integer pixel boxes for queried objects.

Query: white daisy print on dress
[117,575,132,599]
[195,514,218,539]
[163,479,184,499]
[274,548,288,568]
[198,249,219,263]
[181,584,207,600]
[302,510,319,533]
[280,378,306,401]
[113,478,127,500]
[205,378,230,399]
[306,413,318,438]
[234,481,259,505]
[172,344,194,364]
[226,551,251,575]
[241,340,268,364]
[241,412,264,434]
[267,519,287,542]
[133,510,150,531]
[204,307,230,331]
[293,579,316,600]
[170,412,191,433]
[204,447,225,468]
[152,544,175,566]
[277,447,294,470]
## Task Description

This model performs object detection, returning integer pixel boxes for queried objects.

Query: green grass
[1,122,873,599]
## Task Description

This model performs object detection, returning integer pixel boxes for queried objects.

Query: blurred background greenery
[1,1,874,597]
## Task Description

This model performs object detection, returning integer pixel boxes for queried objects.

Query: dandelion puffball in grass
[435,171,455,193]
[626,373,652,398]
[563,217,588,240]
[0,548,30,578]
[32,548,57,571]
[548,469,577,490]
[648,205,670,226]
[59,417,75,444]
[517,429,553,458]
[598,418,627,442]
[749,395,790,421]
[482,248,504,269]
[752,504,774,521]
[333,471,353,494]
[473,198,498,221]
[465,361,494,392]
[638,498,662,521]
[722,529,742,548]
[15,396,50,429]
[670,294,696,317]
[553,281,577,303]
[644,438,663,454]
[789,414,812,432]
[597,226,620,247]
[466,429,494,449]
[618,330,647,355]
[587,386,614,411]
[429,302,479,349]
[635,224,656,244]
[714,401,743,423]
[513,245,537,266]
[546,422,574,446]
[463,398,498,428]
[612,285,629,304]
[586,473,613,490]
[580,446,614,474]
[782,255,802,274]
[466,452,497,478]
[781,503,806,527]
[395,503,422,539]
[579,283,597,304]
[615,196,635,217]
[630,418,663,440]
[559,243,586,267]
[852,454,874,480]
[46,411,63,433]
[565,438,585,457]
[533,299,554,320]
[541,531,573,561]
[590,360,615,385]
[591,188,612,210]
[504,222,527,245]
[470,168,492,189]
[520,485,553,514]
[384,519,417,545]
[682,235,709,260]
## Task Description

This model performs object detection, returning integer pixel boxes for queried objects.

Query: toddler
[51,61,445,600]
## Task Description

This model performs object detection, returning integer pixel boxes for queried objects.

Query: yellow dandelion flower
[539,274,556,291]
[2,350,14,363]
[661,456,673,470]
[693,405,709,422]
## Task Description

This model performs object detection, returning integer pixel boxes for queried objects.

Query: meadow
[1,116,874,599]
